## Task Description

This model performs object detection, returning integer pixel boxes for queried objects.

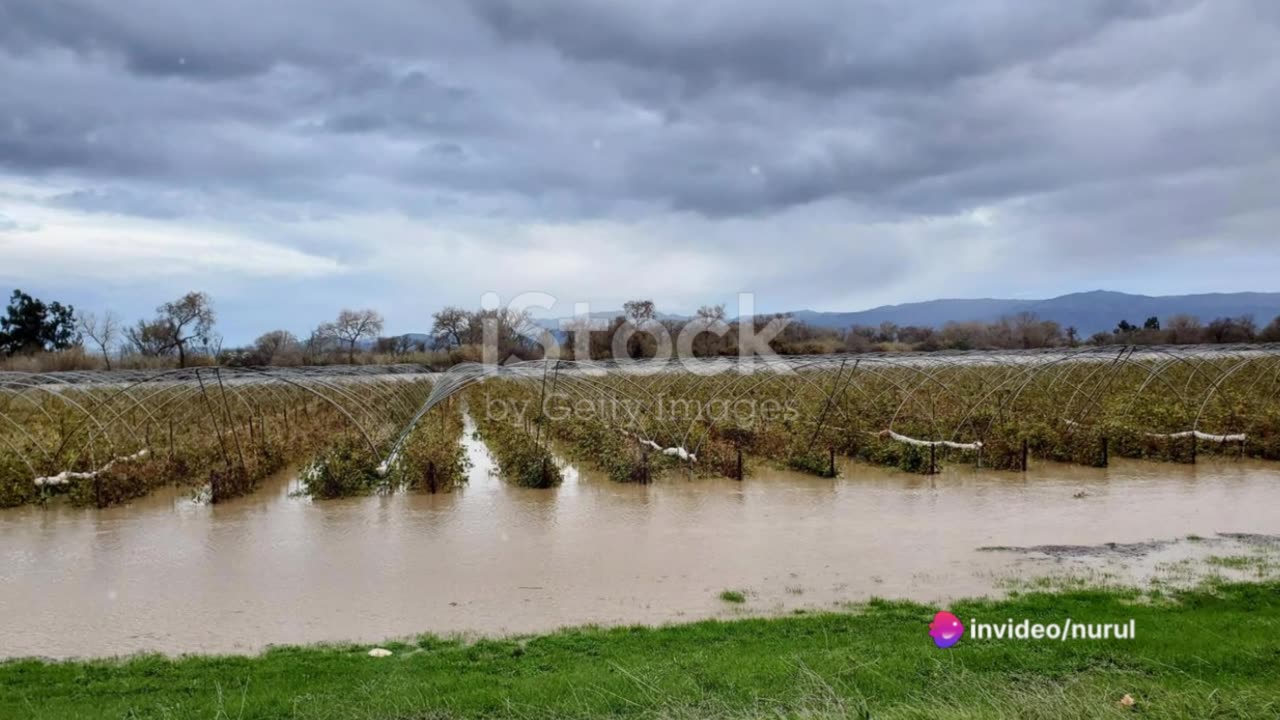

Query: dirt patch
[1217,533,1280,546]
[978,539,1177,558]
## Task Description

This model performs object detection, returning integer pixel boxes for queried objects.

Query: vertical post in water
[1021,439,1029,472]
[829,446,836,478]
[214,368,246,472]
[168,419,175,462]
[736,445,743,481]
[196,370,232,472]
[1100,436,1109,467]
[1190,433,1197,464]
[929,443,936,475]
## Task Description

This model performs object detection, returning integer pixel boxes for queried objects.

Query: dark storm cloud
[0,1,281,79]
[0,0,1277,247]
[471,0,1187,94]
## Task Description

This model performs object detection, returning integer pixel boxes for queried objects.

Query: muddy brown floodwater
[2,427,1279,659]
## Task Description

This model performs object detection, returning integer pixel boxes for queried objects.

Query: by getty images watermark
[481,391,801,426]
[929,611,1136,648]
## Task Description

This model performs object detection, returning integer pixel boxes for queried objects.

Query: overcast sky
[1,0,1278,343]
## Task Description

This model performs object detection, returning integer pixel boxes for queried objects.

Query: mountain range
[784,291,1280,336]
[454,291,1280,343]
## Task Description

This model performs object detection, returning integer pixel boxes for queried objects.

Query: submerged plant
[301,437,390,499]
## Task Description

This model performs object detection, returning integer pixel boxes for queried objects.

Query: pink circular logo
[929,611,965,648]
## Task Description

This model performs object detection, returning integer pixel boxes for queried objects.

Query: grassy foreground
[2,583,1278,719]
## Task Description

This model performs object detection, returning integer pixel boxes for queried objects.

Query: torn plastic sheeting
[1145,430,1247,442]
[883,430,983,451]
[33,449,151,487]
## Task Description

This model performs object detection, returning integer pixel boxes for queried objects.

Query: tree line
[0,289,391,371]
[842,313,1276,353]
[4,289,1280,372]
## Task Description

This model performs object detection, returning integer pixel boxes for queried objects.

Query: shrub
[301,437,389,499]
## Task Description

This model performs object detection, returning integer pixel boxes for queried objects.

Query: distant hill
[785,291,1280,336]
[414,292,1280,342]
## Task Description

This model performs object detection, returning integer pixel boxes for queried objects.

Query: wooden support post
[1100,436,1109,468]
[1190,433,1197,464]
[1021,439,1029,472]
[168,419,175,461]
[736,446,744,481]
[829,447,836,478]
[929,443,936,475]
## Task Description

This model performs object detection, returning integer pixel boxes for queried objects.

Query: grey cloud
[0,0,1277,273]
[0,1,279,79]
[470,0,1191,95]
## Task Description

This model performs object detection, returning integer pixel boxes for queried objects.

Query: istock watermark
[467,291,796,374]
[929,611,1136,648]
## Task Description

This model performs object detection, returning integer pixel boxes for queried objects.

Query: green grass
[719,589,747,604]
[3,582,1280,719]
[1206,554,1279,578]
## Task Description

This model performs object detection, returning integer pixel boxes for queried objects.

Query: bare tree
[303,326,337,363]
[78,310,120,370]
[374,335,414,355]
[323,308,385,363]
[623,299,655,323]
[1205,315,1256,344]
[695,304,726,322]
[155,292,216,367]
[689,304,728,357]
[1260,315,1280,342]
[126,319,175,357]
[1166,314,1203,344]
[431,306,470,348]
[253,330,300,365]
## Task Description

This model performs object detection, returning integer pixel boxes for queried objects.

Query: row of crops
[458,346,1280,483]
[4,347,1280,507]
[0,367,465,508]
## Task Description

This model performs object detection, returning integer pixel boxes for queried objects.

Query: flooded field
[2,427,1279,659]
